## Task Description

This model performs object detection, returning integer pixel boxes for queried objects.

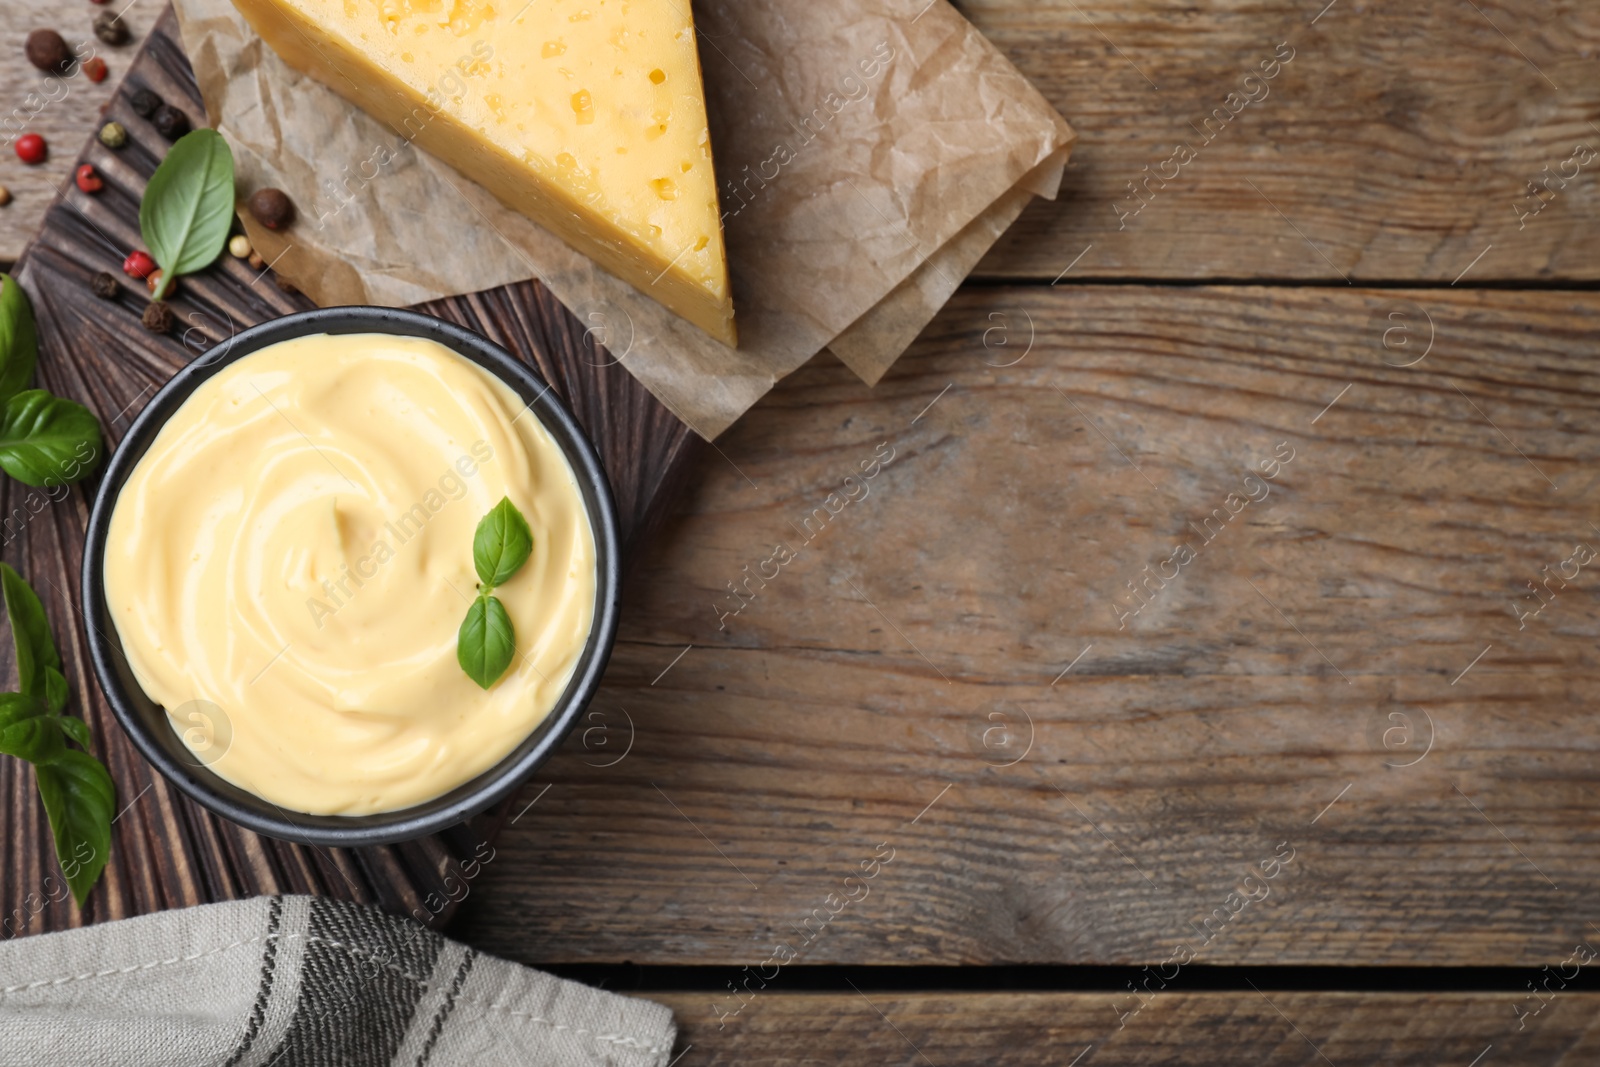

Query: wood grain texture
[457,282,1600,968]
[9,1,1600,284]
[0,7,699,940]
[961,0,1600,282]
[1,0,166,263]
[651,991,1600,1065]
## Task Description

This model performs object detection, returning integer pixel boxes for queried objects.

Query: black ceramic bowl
[81,307,621,847]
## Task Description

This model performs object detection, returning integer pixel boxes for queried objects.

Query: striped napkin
[0,895,675,1067]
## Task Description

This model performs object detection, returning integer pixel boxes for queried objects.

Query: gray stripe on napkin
[416,948,476,1067]
[222,895,284,1067]
[262,897,444,1067]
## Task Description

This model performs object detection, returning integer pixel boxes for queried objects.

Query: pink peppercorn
[75,164,103,194]
[122,251,156,279]
[14,134,46,165]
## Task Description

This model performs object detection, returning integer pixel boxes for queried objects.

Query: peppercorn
[228,234,253,259]
[0,186,11,207]
[246,251,265,271]
[247,188,295,230]
[98,121,127,149]
[122,250,156,279]
[91,272,118,299]
[130,87,161,118]
[145,269,177,297]
[14,134,46,165]
[152,105,189,141]
[83,57,108,83]
[75,164,104,194]
[141,301,174,334]
[25,30,72,75]
[92,11,129,46]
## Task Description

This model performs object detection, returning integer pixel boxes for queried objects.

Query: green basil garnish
[457,594,516,691]
[0,277,102,489]
[473,496,534,589]
[139,129,235,302]
[0,273,38,403]
[0,563,113,906]
[35,750,114,908]
[0,390,103,488]
[457,498,534,689]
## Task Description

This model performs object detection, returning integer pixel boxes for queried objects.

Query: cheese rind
[233,0,735,345]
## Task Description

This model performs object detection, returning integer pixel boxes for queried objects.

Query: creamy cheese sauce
[104,333,596,815]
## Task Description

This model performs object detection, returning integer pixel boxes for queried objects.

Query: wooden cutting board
[2,6,699,938]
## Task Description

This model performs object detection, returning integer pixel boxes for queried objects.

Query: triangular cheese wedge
[232,0,736,345]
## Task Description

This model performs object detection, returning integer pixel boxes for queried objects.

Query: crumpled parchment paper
[172,0,1074,438]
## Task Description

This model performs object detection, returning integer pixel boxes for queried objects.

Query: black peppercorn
[152,105,190,141]
[25,29,72,75]
[91,271,118,299]
[247,188,296,230]
[141,301,174,334]
[130,87,162,118]
[92,11,129,46]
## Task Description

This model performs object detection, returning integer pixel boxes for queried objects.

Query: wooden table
[9,0,1600,1063]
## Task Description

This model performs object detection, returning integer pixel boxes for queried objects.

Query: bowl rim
[80,306,621,847]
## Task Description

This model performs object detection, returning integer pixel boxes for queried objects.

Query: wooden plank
[963,0,1600,282]
[651,991,1600,1065]
[0,8,700,940]
[1,1,166,262]
[456,282,1600,967]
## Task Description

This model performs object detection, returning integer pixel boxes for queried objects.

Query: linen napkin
[0,895,673,1067]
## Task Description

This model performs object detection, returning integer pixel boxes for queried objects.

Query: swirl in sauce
[103,333,596,815]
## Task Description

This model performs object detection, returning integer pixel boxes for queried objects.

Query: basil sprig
[458,498,534,689]
[0,274,102,488]
[139,129,235,302]
[0,564,114,907]
[0,272,37,402]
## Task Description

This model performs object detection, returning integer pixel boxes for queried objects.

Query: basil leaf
[0,390,104,488]
[457,594,516,690]
[0,273,37,406]
[472,497,533,589]
[56,713,90,749]
[0,564,112,905]
[0,691,43,729]
[35,749,114,908]
[0,692,61,763]
[139,129,235,301]
[1,561,61,702]
[0,716,65,764]
[45,665,68,713]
